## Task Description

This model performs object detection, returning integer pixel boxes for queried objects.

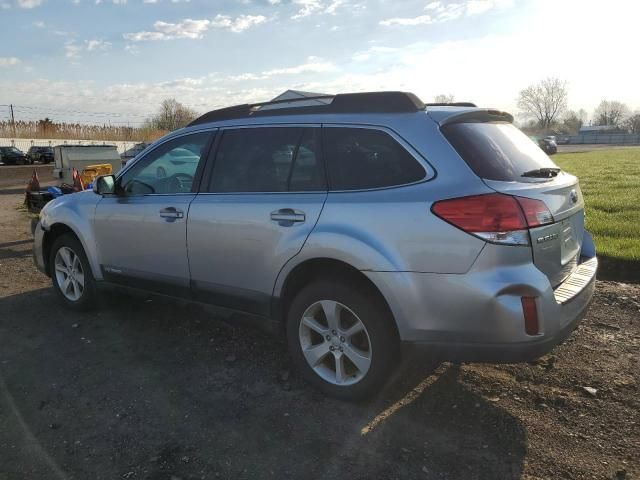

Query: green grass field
[554,148,640,262]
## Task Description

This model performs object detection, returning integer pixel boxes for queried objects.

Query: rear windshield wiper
[521,167,561,178]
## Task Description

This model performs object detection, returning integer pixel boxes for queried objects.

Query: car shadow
[0,288,526,480]
[0,188,27,195]
[0,238,33,260]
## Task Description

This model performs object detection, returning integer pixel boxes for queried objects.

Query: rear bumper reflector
[521,296,539,335]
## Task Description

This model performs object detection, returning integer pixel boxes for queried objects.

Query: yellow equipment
[80,164,113,186]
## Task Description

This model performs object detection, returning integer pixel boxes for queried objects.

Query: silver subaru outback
[33,92,597,400]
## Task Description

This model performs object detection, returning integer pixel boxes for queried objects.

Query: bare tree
[593,100,630,127]
[147,99,198,132]
[433,94,455,103]
[562,110,583,134]
[623,113,640,134]
[517,77,568,129]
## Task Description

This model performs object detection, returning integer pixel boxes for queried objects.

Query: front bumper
[33,220,48,275]
[365,242,598,363]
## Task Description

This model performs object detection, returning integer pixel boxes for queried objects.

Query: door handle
[159,207,184,219]
[270,208,305,223]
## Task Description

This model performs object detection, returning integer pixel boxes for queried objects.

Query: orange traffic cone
[71,168,85,192]
[25,168,41,205]
[26,168,40,193]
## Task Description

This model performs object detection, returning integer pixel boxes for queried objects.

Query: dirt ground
[0,164,53,191]
[0,183,638,480]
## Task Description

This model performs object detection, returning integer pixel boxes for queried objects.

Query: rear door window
[208,127,325,193]
[441,122,559,181]
[323,127,426,191]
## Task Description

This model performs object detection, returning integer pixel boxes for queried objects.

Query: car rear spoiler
[437,109,514,126]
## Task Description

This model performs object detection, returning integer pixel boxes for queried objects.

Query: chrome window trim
[216,123,322,130]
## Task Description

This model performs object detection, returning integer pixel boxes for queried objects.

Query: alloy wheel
[54,246,85,302]
[298,300,372,386]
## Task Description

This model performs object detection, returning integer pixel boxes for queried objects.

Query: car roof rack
[425,102,477,107]
[188,91,426,126]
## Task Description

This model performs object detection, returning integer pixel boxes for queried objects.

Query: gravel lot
[0,184,638,480]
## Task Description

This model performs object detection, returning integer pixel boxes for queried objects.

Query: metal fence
[558,134,640,145]
[0,138,142,155]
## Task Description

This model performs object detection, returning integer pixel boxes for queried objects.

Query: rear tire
[49,233,98,311]
[286,279,399,401]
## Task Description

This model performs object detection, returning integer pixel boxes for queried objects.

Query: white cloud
[124,14,267,41]
[16,0,42,8]
[86,39,112,51]
[229,57,336,81]
[291,0,321,19]
[211,14,267,33]
[33,20,45,27]
[154,19,211,38]
[381,0,512,26]
[64,39,111,59]
[64,42,83,59]
[291,0,346,19]
[380,15,432,26]
[0,57,20,67]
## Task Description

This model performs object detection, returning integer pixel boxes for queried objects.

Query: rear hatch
[440,116,584,287]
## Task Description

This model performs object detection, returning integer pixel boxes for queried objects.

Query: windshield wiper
[521,167,561,178]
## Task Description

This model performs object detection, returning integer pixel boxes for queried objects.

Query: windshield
[1,147,20,154]
[442,121,559,181]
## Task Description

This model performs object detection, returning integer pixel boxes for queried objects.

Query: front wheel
[49,234,98,311]
[286,280,399,401]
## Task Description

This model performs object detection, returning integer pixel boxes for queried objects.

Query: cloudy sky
[0,0,638,125]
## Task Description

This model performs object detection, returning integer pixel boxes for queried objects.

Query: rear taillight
[515,196,554,227]
[431,193,553,245]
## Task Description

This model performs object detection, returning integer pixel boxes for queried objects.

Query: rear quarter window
[441,122,558,181]
[323,127,426,190]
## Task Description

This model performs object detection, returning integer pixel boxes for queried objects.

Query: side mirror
[94,175,116,195]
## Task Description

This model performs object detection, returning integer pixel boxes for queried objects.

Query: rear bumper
[403,270,595,362]
[365,241,598,363]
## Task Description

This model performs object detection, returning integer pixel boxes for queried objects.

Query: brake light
[431,193,553,245]
[515,196,554,227]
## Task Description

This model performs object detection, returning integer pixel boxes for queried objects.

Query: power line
[10,105,153,118]
[1,103,155,121]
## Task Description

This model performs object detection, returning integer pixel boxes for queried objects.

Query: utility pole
[9,104,16,137]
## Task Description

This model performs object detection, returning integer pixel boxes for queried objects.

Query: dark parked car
[0,146,30,165]
[27,146,54,164]
[538,137,558,155]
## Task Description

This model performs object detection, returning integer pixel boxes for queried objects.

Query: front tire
[49,234,98,311]
[286,280,399,401]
